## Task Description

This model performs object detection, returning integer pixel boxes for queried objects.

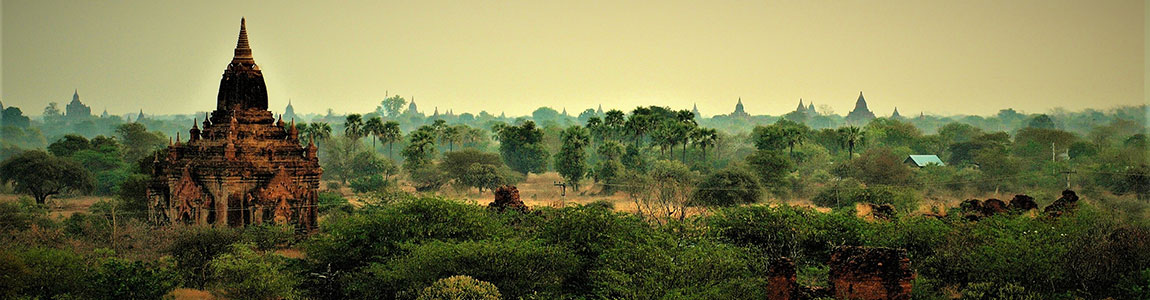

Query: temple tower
[149,19,323,231]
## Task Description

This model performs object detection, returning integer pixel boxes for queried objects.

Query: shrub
[303,197,504,271]
[350,174,392,193]
[349,239,579,299]
[590,237,767,299]
[690,166,762,207]
[208,243,301,300]
[811,182,920,213]
[707,205,866,264]
[417,275,502,300]
[86,257,180,299]
[167,226,241,288]
[240,223,297,251]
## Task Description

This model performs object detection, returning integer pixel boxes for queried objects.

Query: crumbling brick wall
[489,185,529,213]
[767,257,797,300]
[828,246,914,300]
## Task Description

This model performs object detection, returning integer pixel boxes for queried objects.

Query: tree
[303,122,332,146]
[1027,114,1056,129]
[628,160,697,224]
[744,150,794,195]
[2,107,31,128]
[692,128,719,162]
[364,116,385,150]
[417,275,501,300]
[460,164,505,193]
[380,121,403,158]
[344,114,365,141]
[0,150,95,205]
[496,121,550,175]
[442,125,462,152]
[845,148,915,186]
[593,141,625,194]
[690,167,762,207]
[555,126,590,190]
[48,134,92,157]
[42,102,64,124]
[838,126,865,158]
[403,126,438,171]
[116,123,166,165]
[380,95,408,118]
[208,243,300,300]
[751,119,807,156]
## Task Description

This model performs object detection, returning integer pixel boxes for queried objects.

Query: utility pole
[1051,142,1056,162]
[553,181,567,197]
[1061,170,1077,189]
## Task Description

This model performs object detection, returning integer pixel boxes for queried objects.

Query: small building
[904,155,944,167]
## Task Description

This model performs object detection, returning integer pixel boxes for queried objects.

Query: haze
[2,0,1145,118]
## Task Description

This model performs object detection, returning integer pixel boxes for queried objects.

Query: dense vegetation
[0,99,1147,298]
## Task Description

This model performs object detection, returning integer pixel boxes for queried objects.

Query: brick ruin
[148,19,322,231]
[767,246,914,300]
[489,185,529,213]
[1043,189,1079,217]
[828,246,914,300]
[959,190,1079,220]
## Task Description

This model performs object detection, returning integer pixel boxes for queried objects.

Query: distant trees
[344,114,365,141]
[402,126,438,171]
[554,126,590,190]
[0,150,94,204]
[364,116,384,149]
[380,121,402,159]
[380,95,408,118]
[302,122,332,146]
[838,126,865,158]
[115,123,166,165]
[496,121,550,175]
[752,119,807,156]
[690,167,762,207]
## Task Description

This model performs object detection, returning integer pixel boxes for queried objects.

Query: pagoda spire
[232,17,255,64]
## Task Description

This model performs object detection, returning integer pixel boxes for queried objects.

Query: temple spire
[232,18,254,64]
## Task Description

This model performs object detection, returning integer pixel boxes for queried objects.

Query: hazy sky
[2,0,1145,118]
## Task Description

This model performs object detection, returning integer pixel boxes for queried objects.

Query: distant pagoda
[730,98,750,118]
[283,99,298,122]
[148,19,322,231]
[66,89,92,120]
[845,91,876,124]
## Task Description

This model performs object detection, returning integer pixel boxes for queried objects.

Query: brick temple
[149,18,322,231]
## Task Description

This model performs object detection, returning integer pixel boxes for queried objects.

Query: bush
[690,167,762,207]
[410,165,450,192]
[960,282,1040,300]
[811,182,920,213]
[589,237,767,299]
[208,243,301,300]
[350,174,392,193]
[417,275,502,300]
[86,257,180,299]
[317,191,353,214]
[167,226,241,288]
[707,205,866,264]
[0,197,49,232]
[303,197,505,271]
[349,239,579,299]
[240,223,297,251]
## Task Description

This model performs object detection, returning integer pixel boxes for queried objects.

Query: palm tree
[344,114,365,141]
[782,126,805,156]
[838,126,865,158]
[304,122,332,147]
[442,125,461,152]
[676,110,697,162]
[381,121,402,159]
[364,116,385,150]
[693,128,718,162]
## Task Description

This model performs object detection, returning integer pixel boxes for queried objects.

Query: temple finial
[232,17,254,64]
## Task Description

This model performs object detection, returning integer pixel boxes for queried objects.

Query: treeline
[2,193,1149,299]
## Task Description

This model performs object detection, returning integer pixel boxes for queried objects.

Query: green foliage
[48,134,92,157]
[350,174,393,193]
[0,150,95,204]
[4,247,88,299]
[240,224,298,251]
[843,147,915,186]
[0,197,49,232]
[116,122,167,165]
[589,237,767,300]
[812,181,920,213]
[209,243,301,300]
[417,275,502,300]
[960,282,1040,300]
[690,166,762,207]
[351,239,579,299]
[410,165,450,192]
[304,197,505,271]
[744,150,794,195]
[86,257,181,299]
[460,164,506,192]
[167,226,241,288]
[317,191,353,214]
[707,205,865,263]
[496,121,550,174]
[554,125,590,189]
[403,126,439,171]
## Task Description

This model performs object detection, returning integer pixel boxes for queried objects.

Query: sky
[2,0,1145,118]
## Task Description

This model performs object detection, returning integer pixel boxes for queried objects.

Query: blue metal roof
[905,155,944,167]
